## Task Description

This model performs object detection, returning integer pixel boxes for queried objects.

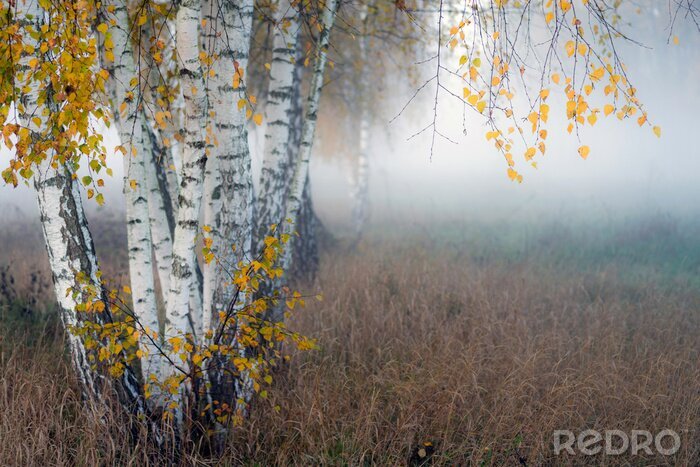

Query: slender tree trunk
[165,0,209,356]
[350,3,371,244]
[255,0,301,249]
[144,118,174,314]
[98,0,160,382]
[282,0,339,277]
[136,16,178,315]
[286,45,322,282]
[289,179,320,282]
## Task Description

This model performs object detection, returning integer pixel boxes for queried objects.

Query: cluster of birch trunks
[11,0,369,434]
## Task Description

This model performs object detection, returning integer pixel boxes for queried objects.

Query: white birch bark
[201,0,254,332]
[255,0,301,249]
[281,0,339,272]
[17,0,144,413]
[164,0,209,355]
[350,4,371,242]
[137,14,179,240]
[98,0,161,383]
[144,119,173,313]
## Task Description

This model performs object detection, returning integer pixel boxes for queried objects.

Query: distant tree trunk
[350,3,371,245]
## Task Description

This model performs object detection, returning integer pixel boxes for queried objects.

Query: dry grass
[1,217,699,465]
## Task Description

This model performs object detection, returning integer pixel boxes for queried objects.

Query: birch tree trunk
[97,0,161,383]
[281,0,339,278]
[289,180,320,282]
[255,0,300,249]
[350,4,371,244]
[201,0,254,331]
[135,15,190,322]
[17,0,144,415]
[164,0,209,369]
[144,118,174,313]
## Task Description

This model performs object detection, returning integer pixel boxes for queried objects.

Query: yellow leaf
[552,73,560,84]
[653,126,661,138]
[603,104,614,116]
[673,36,679,45]
[237,98,246,110]
[476,101,486,114]
[565,41,575,57]
[578,145,590,159]
[129,179,137,190]
[545,12,554,24]
[253,114,263,126]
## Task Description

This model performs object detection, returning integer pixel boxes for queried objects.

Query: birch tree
[96,0,162,382]
[255,0,301,248]
[201,0,255,338]
[6,0,147,421]
[162,0,210,399]
[349,2,371,243]
[281,0,339,275]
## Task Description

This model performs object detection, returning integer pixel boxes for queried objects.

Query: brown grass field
[1,214,699,465]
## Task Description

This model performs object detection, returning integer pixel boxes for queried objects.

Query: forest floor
[1,213,699,465]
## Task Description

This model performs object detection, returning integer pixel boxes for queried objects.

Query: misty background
[1,7,698,235]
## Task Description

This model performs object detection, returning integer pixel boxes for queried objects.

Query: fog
[2,9,699,235]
